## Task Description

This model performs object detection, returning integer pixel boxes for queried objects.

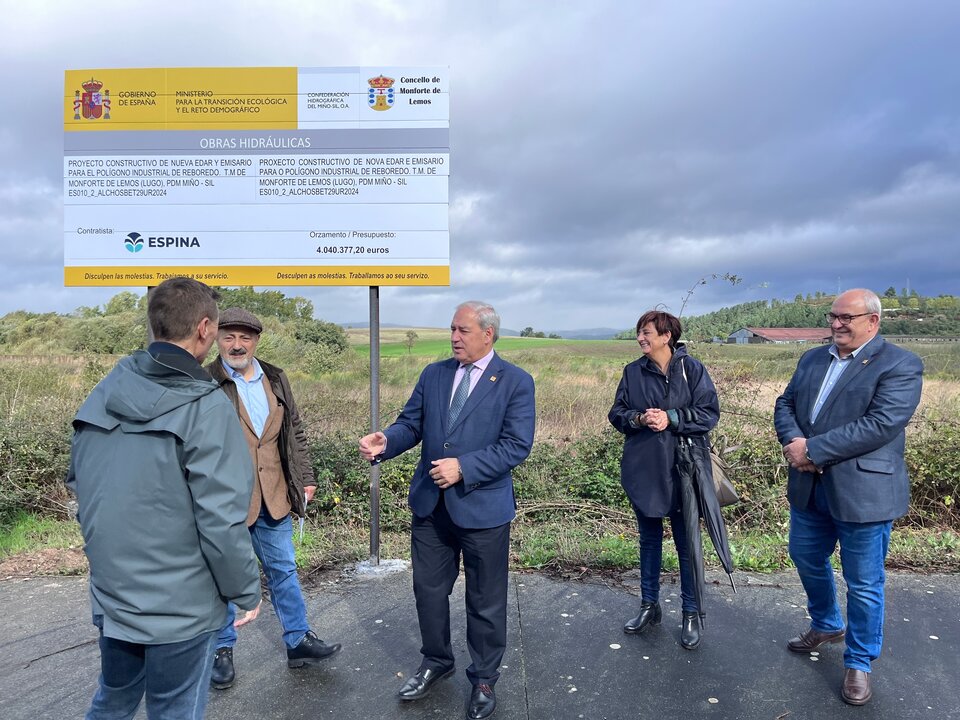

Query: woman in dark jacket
[608,310,720,650]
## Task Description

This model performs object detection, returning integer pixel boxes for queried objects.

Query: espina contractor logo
[124,232,200,252]
[124,232,144,253]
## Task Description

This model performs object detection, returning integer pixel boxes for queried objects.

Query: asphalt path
[1,568,957,719]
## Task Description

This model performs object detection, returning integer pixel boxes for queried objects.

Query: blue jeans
[218,509,309,650]
[86,622,215,719]
[789,481,892,672]
[634,506,697,613]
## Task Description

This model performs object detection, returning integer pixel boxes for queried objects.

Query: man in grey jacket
[67,277,262,719]
[775,288,923,706]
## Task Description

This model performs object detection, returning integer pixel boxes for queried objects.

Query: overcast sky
[2,1,958,333]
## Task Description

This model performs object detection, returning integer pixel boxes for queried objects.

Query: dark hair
[148,277,220,342]
[635,310,682,348]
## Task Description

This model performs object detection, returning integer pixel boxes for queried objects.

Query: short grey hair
[456,301,500,342]
[846,288,882,316]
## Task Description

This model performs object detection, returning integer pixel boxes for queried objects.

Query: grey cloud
[2,1,958,330]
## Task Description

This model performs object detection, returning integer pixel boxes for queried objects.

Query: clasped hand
[782,437,819,473]
[429,458,461,489]
[641,408,669,432]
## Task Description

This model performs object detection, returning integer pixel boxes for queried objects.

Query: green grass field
[1,332,958,575]
[347,333,960,383]
[352,335,599,359]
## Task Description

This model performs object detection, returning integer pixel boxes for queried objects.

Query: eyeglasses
[825,312,873,325]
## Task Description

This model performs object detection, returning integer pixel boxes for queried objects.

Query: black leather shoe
[210,647,235,689]
[623,601,662,634]
[787,627,845,653]
[681,611,701,650]
[397,666,455,701]
[467,683,496,719]
[286,631,342,668]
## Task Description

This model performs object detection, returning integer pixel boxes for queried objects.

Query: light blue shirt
[810,340,871,423]
[221,357,269,438]
[450,348,495,406]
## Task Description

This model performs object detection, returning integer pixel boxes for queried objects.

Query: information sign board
[63,66,449,287]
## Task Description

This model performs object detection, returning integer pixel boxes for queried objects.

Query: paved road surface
[1,568,957,719]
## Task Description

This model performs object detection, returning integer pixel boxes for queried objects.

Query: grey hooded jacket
[66,344,260,644]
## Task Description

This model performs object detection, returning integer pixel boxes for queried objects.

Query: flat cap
[218,307,263,334]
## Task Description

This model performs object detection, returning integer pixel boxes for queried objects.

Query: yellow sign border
[65,266,449,287]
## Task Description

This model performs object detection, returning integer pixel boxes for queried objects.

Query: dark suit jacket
[608,346,720,516]
[382,351,536,529]
[774,335,923,523]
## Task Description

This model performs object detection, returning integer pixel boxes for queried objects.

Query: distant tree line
[614,290,960,341]
[0,287,348,372]
[520,326,561,339]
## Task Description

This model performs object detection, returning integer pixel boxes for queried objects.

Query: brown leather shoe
[841,668,872,705]
[787,627,845,653]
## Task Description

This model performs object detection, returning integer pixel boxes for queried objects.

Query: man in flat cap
[206,307,341,689]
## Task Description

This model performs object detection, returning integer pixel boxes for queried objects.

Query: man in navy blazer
[774,288,923,706]
[359,301,535,720]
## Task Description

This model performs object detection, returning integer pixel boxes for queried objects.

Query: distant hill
[341,321,522,337]
[341,321,427,330]
[614,292,960,341]
[543,327,623,340]
[339,322,621,340]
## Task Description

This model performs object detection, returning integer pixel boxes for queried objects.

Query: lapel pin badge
[862,359,870,365]
[490,376,497,382]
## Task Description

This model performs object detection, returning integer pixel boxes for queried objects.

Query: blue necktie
[448,364,474,426]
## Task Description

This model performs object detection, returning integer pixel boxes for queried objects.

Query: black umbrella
[675,432,737,624]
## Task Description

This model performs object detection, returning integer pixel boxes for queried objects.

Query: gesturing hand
[234,599,262,628]
[358,431,386,461]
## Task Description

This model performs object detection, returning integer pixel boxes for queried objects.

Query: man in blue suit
[360,301,535,720]
[775,288,923,706]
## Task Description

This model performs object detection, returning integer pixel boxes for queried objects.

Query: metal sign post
[369,286,381,565]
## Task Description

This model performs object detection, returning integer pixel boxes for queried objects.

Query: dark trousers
[411,495,510,686]
[633,505,697,613]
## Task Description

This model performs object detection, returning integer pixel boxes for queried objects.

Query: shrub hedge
[1,361,957,537]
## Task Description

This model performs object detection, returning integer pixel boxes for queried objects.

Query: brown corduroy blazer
[207,357,315,523]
